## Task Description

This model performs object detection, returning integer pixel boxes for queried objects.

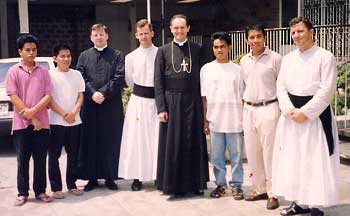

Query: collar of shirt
[18,61,39,74]
[248,47,270,60]
[94,45,108,51]
[297,44,317,55]
[139,44,154,51]
[173,39,188,46]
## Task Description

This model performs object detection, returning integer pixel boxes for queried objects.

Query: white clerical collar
[173,39,187,46]
[95,45,107,51]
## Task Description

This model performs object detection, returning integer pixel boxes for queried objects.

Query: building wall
[95,4,131,55]
[3,1,282,60]
[6,4,95,66]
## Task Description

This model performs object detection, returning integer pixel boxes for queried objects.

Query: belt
[165,78,193,92]
[245,98,278,107]
[288,93,334,156]
[133,83,155,99]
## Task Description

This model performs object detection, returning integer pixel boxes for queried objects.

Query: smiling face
[135,25,154,48]
[170,17,190,43]
[212,39,231,63]
[18,42,37,65]
[290,21,314,51]
[90,28,108,48]
[54,49,72,72]
[246,29,265,56]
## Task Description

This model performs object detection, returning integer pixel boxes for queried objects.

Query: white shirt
[277,45,337,120]
[125,44,158,88]
[240,47,282,102]
[200,61,244,133]
[49,68,85,126]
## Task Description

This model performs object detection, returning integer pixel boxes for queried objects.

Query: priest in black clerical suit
[76,24,125,191]
[154,14,209,196]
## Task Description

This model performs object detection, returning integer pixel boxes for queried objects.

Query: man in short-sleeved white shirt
[48,44,85,199]
[201,32,244,200]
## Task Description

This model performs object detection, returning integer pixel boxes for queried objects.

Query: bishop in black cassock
[154,15,209,196]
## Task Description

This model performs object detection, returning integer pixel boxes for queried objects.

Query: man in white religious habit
[118,19,159,191]
[272,17,339,216]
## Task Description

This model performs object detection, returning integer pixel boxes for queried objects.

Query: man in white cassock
[272,17,339,216]
[118,19,159,191]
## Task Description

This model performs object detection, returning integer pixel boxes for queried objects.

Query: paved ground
[0,144,349,216]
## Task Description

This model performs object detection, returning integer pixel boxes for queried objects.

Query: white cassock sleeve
[276,57,295,116]
[200,65,206,97]
[125,54,134,88]
[300,55,337,120]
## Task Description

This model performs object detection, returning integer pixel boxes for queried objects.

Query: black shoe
[310,208,324,216]
[280,202,311,215]
[105,180,118,190]
[131,179,142,191]
[173,192,186,198]
[193,190,204,196]
[84,180,98,192]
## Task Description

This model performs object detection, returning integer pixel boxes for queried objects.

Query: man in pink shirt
[6,34,53,206]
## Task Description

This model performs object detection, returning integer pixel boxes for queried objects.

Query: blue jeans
[210,131,243,189]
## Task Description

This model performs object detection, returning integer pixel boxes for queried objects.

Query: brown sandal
[14,195,28,206]
[52,191,65,199]
[68,188,84,196]
[36,193,54,203]
[210,186,226,198]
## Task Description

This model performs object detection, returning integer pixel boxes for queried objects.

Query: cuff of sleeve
[300,107,318,121]
[6,91,17,96]
[157,108,167,114]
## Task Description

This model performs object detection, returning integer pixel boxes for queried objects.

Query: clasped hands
[92,92,105,104]
[62,112,76,124]
[19,108,42,131]
[288,108,308,123]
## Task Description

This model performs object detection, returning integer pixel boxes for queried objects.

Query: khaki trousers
[243,102,280,197]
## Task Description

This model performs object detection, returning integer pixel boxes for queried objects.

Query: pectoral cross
[180,59,188,72]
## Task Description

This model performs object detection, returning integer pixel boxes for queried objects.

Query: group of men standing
[6,12,339,216]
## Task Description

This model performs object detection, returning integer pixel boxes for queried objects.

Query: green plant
[333,63,350,115]
[122,87,133,114]
[232,53,245,64]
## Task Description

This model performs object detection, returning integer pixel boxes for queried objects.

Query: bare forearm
[201,97,208,121]
[32,95,51,114]
[49,99,67,117]
[10,94,28,111]
[71,92,84,114]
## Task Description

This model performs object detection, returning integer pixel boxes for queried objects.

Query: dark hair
[16,34,39,50]
[245,24,266,39]
[90,23,109,34]
[136,19,153,32]
[289,17,314,30]
[170,14,189,26]
[211,32,231,46]
[53,44,71,56]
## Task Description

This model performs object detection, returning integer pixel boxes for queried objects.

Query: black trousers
[48,124,81,191]
[13,125,49,197]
